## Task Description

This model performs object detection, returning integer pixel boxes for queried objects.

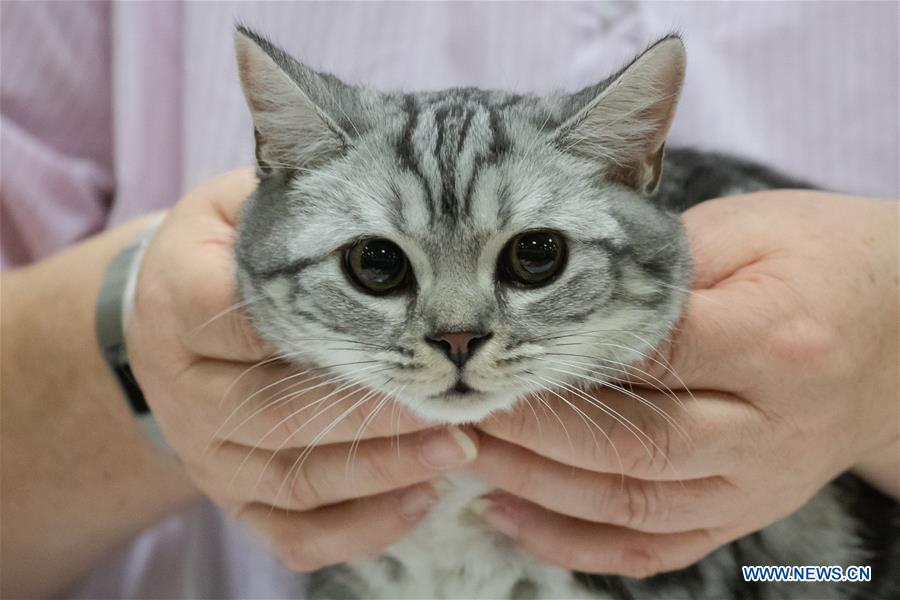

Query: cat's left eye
[345,238,410,295]
[499,229,566,287]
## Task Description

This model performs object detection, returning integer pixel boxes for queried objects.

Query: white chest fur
[349,475,608,599]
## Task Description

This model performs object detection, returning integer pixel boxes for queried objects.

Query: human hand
[471,190,899,577]
[127,169,479,571]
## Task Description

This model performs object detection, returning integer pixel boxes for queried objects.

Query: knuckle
[507,461,539,498]
[252,454,292,508]
[765,315,835,370]
[586,424,615,470]
[272,396,319,446]
[585,482,613,521]
[343,397,373,432]
[271,421,302,456]
[618,543,666,579]
[664,324,697,383]
[559,544,586,572]
[365,407,397,438]
[538,535,587,572]
[623,446,653,481]
[274,539,324,572]
[642,422,674,477]
[288,455,325,511]
[612,414,670,478]
[365,449,405,488]
[648,338,678,382]
[583,408,629,471]
[621,480,656,530]
[215,498,245,520]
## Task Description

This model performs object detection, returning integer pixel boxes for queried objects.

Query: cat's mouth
[452,381,476,395]
[409,377,521,423]
[430,380,481,398]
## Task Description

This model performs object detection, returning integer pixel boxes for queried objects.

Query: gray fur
[233,27,897,600]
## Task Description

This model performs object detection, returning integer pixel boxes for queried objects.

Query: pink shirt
[2,1,898,597]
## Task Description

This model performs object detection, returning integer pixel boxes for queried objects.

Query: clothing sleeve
[0,1,114,268]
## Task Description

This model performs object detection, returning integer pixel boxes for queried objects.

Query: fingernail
[399,485,439,520]
[419,427,478,469]
[472,496,519,539]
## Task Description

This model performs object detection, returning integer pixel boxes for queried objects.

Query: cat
[232,26,898,600]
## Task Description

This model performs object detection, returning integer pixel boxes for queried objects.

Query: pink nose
[425,331,492,368]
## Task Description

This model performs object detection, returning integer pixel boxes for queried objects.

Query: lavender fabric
[2,1,899,269]
[1,1,898,597]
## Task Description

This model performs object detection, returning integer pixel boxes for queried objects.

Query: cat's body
[307,473,893,600]
[232,27,898,599]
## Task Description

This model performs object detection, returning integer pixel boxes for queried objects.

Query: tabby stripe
[433,104,460,219]
[456,109,475,154]
[397,95,435,223]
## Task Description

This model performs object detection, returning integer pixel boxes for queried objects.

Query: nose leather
[426,331,492,368]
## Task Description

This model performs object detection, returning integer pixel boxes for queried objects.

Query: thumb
[653,283,775,392]
[683,194,780,290]
[180,167,259,225]
[646,195,787,391]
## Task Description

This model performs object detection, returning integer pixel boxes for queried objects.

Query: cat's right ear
[234,26,350,174]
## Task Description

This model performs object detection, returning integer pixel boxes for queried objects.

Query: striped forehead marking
[395,92,522,225]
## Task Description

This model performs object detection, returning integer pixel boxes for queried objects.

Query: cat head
[234,26,690,423]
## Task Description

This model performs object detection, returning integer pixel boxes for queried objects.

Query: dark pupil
[360,241,404,284]
[516,233,559,275]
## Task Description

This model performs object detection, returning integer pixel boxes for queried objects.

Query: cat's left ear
[234,26,357,173]
[555,36,686,195]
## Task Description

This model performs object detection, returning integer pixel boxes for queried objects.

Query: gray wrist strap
[96,222,173,453]
[96,241,148,412]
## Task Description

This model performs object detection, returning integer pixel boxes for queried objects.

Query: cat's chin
[398,391,520,425]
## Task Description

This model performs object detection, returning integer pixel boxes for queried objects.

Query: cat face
[234,28,690,423]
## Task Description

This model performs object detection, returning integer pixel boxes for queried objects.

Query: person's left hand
[469,190,899,579]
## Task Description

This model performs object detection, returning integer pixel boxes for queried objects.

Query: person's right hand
[127,169,479,571]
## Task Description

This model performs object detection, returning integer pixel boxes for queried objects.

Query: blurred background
[2,1,898,269]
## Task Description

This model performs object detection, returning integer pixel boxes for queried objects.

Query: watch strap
[96,239,150,414]
[95,220,175,457]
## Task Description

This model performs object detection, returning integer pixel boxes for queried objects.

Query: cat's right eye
[344,238,410,295]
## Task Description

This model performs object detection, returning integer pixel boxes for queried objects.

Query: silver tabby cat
[233,27,897,600]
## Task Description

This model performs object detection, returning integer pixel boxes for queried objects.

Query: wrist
[96,215,174,453]
[1,214,196,597]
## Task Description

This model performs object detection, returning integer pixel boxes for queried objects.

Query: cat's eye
[500,230,566,287]
[345,238,410,294]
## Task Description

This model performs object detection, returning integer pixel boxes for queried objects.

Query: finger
[179,359,429,451]
[472,434,737,533]
[176,167,259,225]
[199,428,477,511]
[646,194,802,391]
[476,494,727,579]
[478,388,759,480]
[240,482,438,572]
